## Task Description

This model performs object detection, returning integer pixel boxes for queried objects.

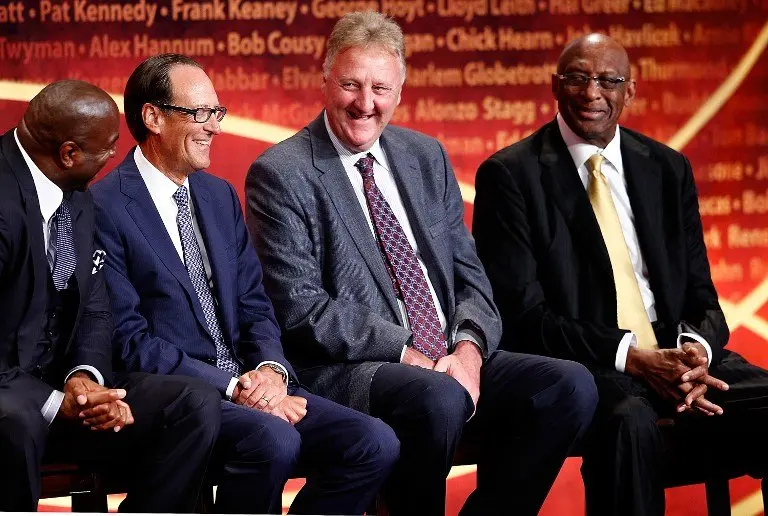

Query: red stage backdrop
[2,1,768,514]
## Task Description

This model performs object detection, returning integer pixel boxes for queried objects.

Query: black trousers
[0,372,221,512]
[370,350,598,516]
[582,350,768,516]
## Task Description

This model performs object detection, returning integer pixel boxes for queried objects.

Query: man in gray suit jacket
[246,11,597,515]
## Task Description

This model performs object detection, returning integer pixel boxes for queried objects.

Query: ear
[142,103,164,136]
[58,141,80,169]
[551,74,559,97]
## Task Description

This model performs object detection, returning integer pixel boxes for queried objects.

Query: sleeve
[677,156,728,364]
[245,156,411,364]
[437,141,502,356]
[94,201,234,396]
[472,156,628,368]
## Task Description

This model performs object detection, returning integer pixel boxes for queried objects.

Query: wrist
[624,347,648,378]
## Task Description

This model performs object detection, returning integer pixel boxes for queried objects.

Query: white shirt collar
[556,113,622,172]
[323,111,390,173]
[14,128,63,225]
[134,146,189,199]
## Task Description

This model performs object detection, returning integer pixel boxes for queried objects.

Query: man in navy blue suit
[91,53,399,515]
[0,79,221,512]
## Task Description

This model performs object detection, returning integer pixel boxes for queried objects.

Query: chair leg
[71,490,108,512]
[705,478,731,516]
[762,478,767,512]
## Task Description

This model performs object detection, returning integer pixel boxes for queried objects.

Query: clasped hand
[626,343,729,416]
[59,372,134,432]
[232,366,307,425]
[402,340,481,409]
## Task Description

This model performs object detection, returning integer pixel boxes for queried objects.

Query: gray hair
[323,10,406,83]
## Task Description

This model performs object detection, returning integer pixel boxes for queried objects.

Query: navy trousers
[211,386,399,514]
[370,350,598,516]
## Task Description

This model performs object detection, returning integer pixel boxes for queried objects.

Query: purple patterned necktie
[355,154,447,360]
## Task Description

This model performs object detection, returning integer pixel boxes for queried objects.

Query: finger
[695,405,716,416]
[684,383,708,407]
[246,385,270,410]
[433,358,450,373]
[85,389,126,407]
[265,388,288,410]
[79,403,112,419]
[680,365,708,383]
[239,372,253,390]
[84,410,120,429]
[693,396,724,415]
[697,374,730,391]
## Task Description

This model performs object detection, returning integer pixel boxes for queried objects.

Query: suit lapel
[621,130,672,317]
[380,132,449,314]
[537,122,613,278]
[309,115,402,320]
[188,174,235,343]
[118,153,210,334]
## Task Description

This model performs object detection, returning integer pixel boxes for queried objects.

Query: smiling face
[321,45,403,152]
[553,35,636,148]
[154,64,222,177]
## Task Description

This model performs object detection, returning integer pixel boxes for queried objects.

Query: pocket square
[92,249,106,274]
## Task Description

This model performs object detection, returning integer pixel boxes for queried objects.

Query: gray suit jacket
[246,113,500,412]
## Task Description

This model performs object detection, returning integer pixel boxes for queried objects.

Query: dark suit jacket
[473,120,728,371]
[0,130,113,408]
[246,113,500,412]
[91,150,294,397]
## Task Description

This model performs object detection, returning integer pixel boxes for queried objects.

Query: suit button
[33,365,42,374]
[46,330,55,339]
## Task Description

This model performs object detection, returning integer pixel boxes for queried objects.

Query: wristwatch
[259,362,288,384]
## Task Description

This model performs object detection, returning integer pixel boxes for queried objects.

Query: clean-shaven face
[322,45,403,152]
[160,65,222,175]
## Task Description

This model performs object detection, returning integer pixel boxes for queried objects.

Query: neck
[139,141,189,186]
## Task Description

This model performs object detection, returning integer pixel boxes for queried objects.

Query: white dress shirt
[323,114,482,359]
[14,129,105,424]
[134,147,288,397]
[556,115,712,371]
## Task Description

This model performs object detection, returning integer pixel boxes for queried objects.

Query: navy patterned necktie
[49,198,76,290]
[173,185,242,376]
[355,154,447,360]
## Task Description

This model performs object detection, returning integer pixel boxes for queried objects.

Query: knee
[348,417,400,472]
[416,375,473,432]
[166,376,222,439]
[260,424,302,474]
[0,402,47,454]
[534,360,598,429]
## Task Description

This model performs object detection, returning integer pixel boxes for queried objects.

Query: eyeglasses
[556,73,627,91]
[155,103,227,123]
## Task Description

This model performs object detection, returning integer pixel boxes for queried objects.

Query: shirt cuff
[42,390,65,425]
[400,345,407,362]
[256,361,289,384]
[677,332,712,366]
[64,365,105,386]
[225,376,239,400]
[615,332,637,373]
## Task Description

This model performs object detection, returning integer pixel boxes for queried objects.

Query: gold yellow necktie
[587,154,658,350]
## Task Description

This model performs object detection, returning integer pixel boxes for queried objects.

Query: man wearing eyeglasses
[90,53,399,514]
[473,33,768,515]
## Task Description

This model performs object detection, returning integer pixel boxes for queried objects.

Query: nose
[583,78,603,101]
[354,87,374,113]
[204,115,222,135]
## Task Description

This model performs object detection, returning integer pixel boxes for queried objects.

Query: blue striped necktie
[173,185,242,376]
[49,197,76,290]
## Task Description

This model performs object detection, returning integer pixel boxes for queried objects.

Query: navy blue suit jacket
[0,130,113,407]
[91,150,294,396]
